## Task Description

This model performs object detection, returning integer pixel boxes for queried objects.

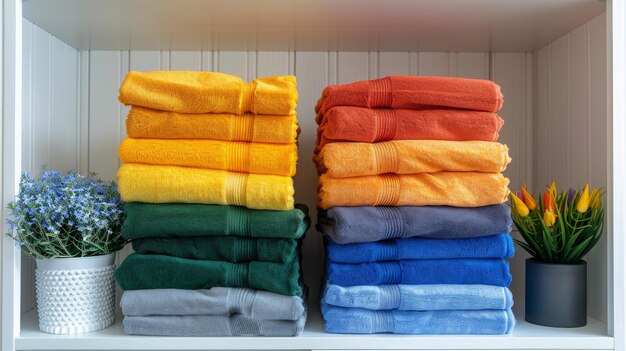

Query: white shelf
[22,0,605,51]
[17,308,613,351]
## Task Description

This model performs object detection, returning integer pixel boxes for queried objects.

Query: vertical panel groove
[587,23,593,183]
[567,34,571,186]
[548,44,552,182]
[47,35,52,168]
[28,22,34,172]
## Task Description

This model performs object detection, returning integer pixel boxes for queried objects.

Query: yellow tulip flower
[577,184,590,213]
[521,184,537,210]
[547,181,557,199]
[543,210,556,227]
[590,188,602,209]
[511,193,529,217]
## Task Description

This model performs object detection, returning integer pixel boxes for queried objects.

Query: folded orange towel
[315,76,503,114]
[118,164,294,210]
[314,107,503,153]
[315,140,511,177]
[119,138,297,177]
[119,71,298,115]
[126,107,299,143]
[318,172,509,209]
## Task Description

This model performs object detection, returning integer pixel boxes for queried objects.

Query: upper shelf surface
[23,0,605,52]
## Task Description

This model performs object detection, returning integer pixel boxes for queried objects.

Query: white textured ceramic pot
[35,253,116,334]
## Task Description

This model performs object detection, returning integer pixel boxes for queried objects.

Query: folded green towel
[115,253,302,296]
[122,203,310,240]
[132,237,299,263]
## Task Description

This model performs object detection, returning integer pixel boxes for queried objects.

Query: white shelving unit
[2,1,625,350]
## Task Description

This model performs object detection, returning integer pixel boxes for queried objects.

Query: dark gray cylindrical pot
[525,258,587,327]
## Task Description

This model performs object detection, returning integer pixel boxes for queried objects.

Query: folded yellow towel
[126,107,299,143]
[119,138,297,177]
[318,172,509,209]
[315,140,511,177]
[119,71,298,115]
[118,164,294,210]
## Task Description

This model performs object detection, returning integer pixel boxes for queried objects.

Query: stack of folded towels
[113,71,310,337]
[314,76,516,335]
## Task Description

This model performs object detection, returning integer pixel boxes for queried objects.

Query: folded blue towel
[322,304,515,335]
[326,234,514,263]
[318,205,512,244]
[327,259,511,287]
[323,283,513,310]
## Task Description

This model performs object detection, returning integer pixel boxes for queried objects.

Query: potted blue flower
[7,170,126,334]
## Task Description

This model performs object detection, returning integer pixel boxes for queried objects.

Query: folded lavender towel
[121,288,305,320]
[318,205,512,244]
[326,234,514,263]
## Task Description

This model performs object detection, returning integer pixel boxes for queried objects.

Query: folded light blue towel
[326,234,514,263]
[322,304,515,335]
[318,205,512,244]
[323,284,513,310]
[327,259,511,287]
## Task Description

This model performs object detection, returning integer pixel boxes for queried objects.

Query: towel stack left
[113,71,309,336]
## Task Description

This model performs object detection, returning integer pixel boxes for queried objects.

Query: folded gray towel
[123,305,308,336]
[318,205,512,244]
[121,288,305,320]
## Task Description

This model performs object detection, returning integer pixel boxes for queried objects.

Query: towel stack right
[314,76,516,335]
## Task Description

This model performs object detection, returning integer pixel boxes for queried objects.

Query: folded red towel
[315,76,503,114]
[314,107,503,153]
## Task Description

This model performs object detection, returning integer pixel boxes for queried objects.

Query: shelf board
[22,0,605,52]
[17,308,613,350]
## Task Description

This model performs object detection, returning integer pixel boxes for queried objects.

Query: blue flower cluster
[7,170,126,259]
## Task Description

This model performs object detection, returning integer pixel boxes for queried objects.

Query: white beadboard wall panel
[293,52,329,306]
[535,45,551,189]
[533,12,608,323]
[22,20,32,174]
[20,18,35,316]
[457,52,490,79]
[50,34,79,172]
[569,24,591,187]
[417,52,451,76]
[550,35,571,187]
[119,52,130,142]
[257,51,290,78]
[87,51,122,182]
[20,19,81,313]
[337,52,369,84]
[378,52,410,77]
[31,25,51,174]
[128,51,161,72]
[587,12,609,326]
[491,52,534,317]
[79,50,89,175]
[169,51,202,71]
[217,51,250,80]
